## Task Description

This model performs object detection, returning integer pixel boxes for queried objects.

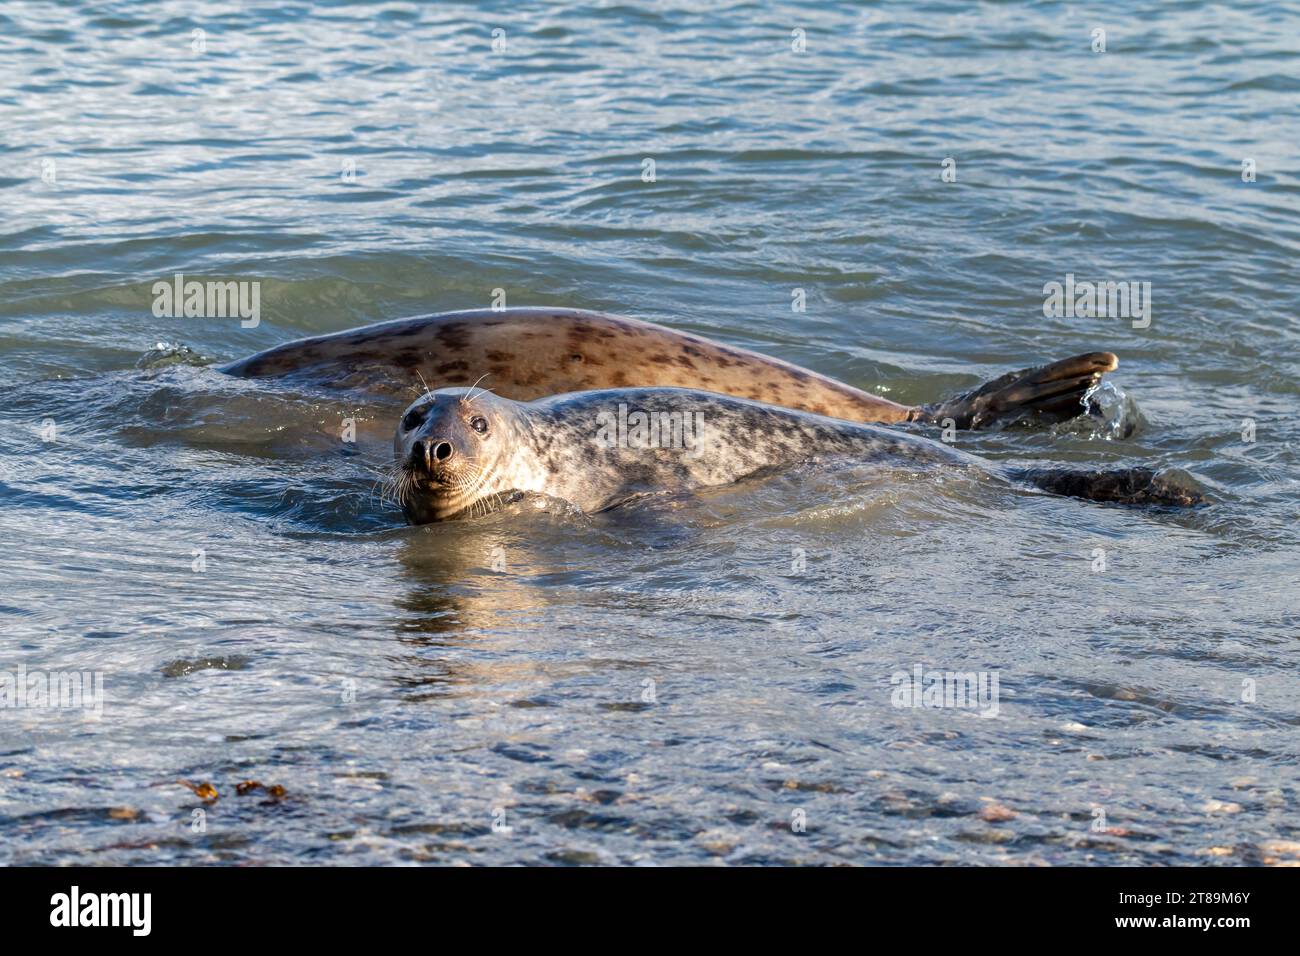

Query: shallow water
[1,1,1298,865]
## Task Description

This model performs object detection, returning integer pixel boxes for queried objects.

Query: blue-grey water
[1,0,1298,865]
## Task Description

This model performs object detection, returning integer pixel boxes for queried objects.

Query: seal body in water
[221,308,1118,430]
[389,386,1200,524]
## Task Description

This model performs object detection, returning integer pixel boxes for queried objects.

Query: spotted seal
[388,386,1199,525]
[220,308,1118,430]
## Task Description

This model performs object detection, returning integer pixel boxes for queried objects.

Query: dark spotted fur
[393,386,1202,524]
[221,308,1118,431]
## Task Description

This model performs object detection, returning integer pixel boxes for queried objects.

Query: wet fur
[393,386,1201,524]
[222,308,1116,429]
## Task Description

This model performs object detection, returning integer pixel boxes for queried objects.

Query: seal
[389,386,1201,525]
[221,308,1118,430]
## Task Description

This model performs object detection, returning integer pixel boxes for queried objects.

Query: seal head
[392,386,530,523]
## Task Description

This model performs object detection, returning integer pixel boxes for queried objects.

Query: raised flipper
[1013,467,1205,507]
[911,352,1119,430]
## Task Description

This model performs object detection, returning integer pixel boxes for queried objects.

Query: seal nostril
[433,441,453,461]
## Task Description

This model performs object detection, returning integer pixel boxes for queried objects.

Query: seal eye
[402,408,425,432]
[469,416,489,435]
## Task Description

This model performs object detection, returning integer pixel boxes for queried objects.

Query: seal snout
[410,438,455,473]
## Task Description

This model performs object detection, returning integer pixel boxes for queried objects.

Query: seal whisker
[376,466,408,510]
[461,373,492,407]
[413,368,435,402]
[369,475,389,508]
[469,490,503,519]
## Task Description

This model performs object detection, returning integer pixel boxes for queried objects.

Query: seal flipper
[913,352,1119,430]
[1012,467,1205,507]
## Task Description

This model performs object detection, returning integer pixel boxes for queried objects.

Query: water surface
[1,0,1298,865]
